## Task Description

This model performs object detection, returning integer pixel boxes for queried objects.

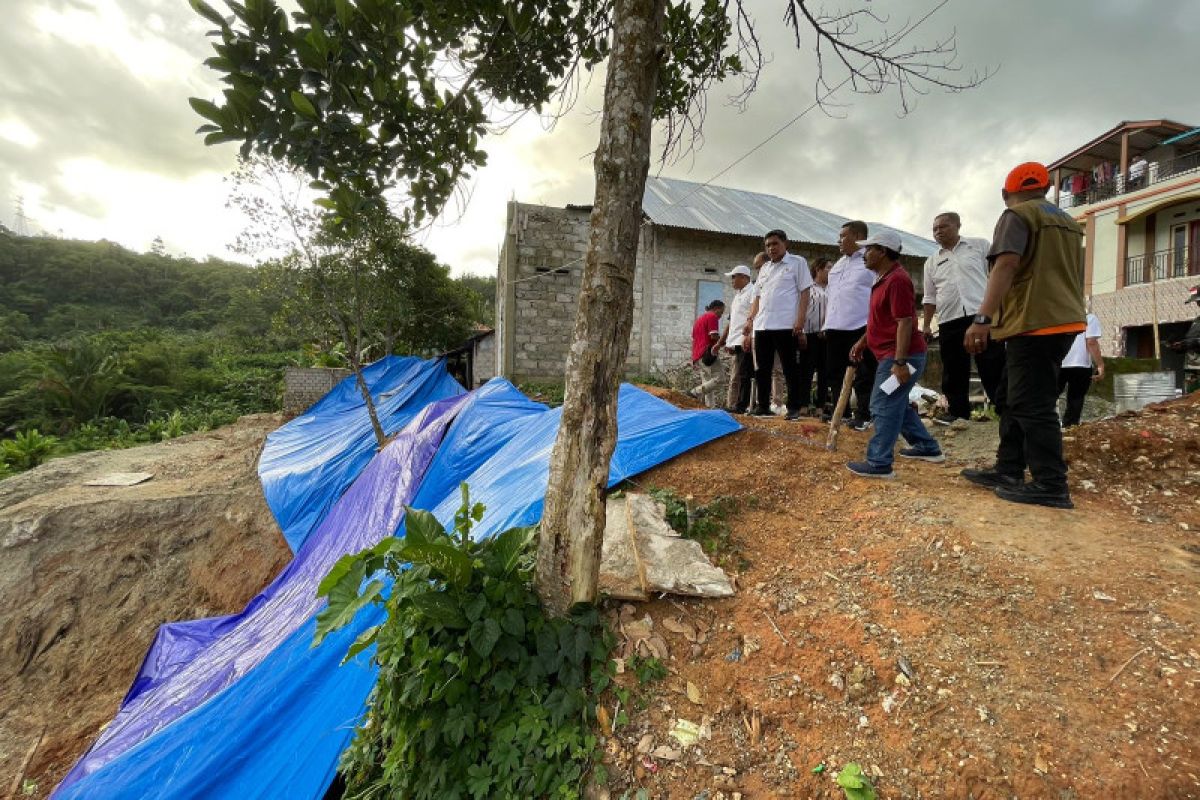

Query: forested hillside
[0,232,269,343]
[0,227,494,475]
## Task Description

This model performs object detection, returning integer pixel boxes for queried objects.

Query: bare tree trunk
[327,295,388,449]
[348,350,387,449]
[535,0,664,617]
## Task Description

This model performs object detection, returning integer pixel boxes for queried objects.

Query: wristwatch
[894,359,908,368]
[973,314,993,325]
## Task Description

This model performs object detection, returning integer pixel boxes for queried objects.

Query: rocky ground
[597,390,1200,799]
[0,416,291,799]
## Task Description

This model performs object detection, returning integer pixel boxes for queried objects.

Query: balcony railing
[1058,150,1200,209]
[1125,246,1200,286]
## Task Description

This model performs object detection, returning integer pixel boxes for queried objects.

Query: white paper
[880,374,901,395]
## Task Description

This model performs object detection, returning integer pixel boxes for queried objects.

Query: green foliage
[627,654,667,685]
[517,381,565,407]
[241,188,483,364]
[0,229,269,342]
[455,275,496,327]
[316,485,614,799]
[646,487,739,558]
[0,429,57,470]
[0,226,494,470]
[189,0,744,226]
[836,762,877,800]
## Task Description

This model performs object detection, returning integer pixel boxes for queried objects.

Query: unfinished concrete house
[496,176,936,381]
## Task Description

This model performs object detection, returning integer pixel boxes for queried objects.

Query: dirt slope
[600,392,1200,799]
[0,415,291,798]
[3,395,1198,800]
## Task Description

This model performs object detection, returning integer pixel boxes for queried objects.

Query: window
[1171,224,1187,278]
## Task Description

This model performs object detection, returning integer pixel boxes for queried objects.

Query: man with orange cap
[961,162,1086,509]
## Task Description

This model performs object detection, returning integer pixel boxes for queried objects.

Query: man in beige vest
[961,162,1086,509]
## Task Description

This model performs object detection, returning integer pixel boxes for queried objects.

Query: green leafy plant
[1,429,58,470]
[836,762,877,800]
[315,484,614,799]
[628,654,668,685]
[647,487,740,558]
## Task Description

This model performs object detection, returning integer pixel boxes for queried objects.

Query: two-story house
[1047,119,1200,360]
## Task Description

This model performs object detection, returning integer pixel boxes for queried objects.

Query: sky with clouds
[1,0,1196,276]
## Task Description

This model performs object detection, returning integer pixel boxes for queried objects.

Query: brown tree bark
[535,0,665,616]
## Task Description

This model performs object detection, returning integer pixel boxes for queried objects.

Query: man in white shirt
[715,264,756,413]
[823,220,877,429]
[1057,311,1104,427]
[921,212,1005,424]
[742,229,812,419]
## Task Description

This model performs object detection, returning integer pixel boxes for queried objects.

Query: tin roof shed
[641,176,938,257]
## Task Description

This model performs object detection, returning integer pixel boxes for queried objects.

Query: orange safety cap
[1004,162,1051,193]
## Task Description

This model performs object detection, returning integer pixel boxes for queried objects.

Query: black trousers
[994,334,1074,490]
[825,327,876,420]
[728,345,754,412]
[754,329,803,413]
[1057,366,1093,427]
[937,314,1006,418]
[798,331,829,409]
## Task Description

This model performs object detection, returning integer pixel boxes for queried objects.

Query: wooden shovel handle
[826,365,857,450]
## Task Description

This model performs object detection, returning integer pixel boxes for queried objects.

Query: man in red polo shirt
[690,299,725,407]
[846,231,943,478]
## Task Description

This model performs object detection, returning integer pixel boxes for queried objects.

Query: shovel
[825,365,857,451]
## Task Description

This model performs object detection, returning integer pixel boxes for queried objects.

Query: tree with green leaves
[191,0,986,613]
[231,157,482,446]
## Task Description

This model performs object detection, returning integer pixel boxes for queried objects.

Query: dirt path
[0,415,292,799]
[600,395,1200,799]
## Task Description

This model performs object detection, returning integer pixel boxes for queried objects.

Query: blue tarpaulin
[55,361,739,800]
[259,356,465,552]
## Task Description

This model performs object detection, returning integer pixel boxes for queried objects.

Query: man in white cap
[846,230,943,478]
[715,264,756,413]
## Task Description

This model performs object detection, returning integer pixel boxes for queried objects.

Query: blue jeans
[866,353,940,468]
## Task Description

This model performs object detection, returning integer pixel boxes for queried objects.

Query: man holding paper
[846,231,943,478]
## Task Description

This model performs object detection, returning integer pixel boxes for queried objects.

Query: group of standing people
[691,161,1100,509]
[693,223,880,429]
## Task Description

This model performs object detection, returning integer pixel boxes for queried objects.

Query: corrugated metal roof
[642,176,938,257]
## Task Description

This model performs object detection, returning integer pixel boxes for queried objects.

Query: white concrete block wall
[282,367,352,413]
[498,204,923,380]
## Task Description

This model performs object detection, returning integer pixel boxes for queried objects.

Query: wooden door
[1190,220,1200,276]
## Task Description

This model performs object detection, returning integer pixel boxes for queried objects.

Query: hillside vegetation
[0,227,494,476]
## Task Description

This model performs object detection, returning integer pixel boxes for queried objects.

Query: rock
[600,494,735,600]
[651,745,682,761]
[846,663,876,701]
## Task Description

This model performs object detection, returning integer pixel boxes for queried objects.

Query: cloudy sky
[1,0,1196,276]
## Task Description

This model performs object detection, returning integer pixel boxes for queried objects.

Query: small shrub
[647,487,740,558]
[316,485,613,800]
[1,429,58,470]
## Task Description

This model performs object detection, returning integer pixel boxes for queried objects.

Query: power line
[506,0,956,286]
[674,0,954,206]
